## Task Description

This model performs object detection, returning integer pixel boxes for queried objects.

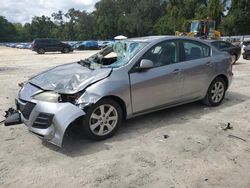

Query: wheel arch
[99,95,127,120]
[216,74,229,90]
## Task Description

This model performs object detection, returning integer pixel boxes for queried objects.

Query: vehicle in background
[176,18,221,39]
[98,41,115,49]
[15,43,31,49]
[31,38,73,54]
[6,36,233,147]
[10,43,17,48]
[25,43,32,49]
[66,41,79,48]
[243,45,250,60]
[242,40,250,49]
[208,40,241,64]
[77,41,99,50]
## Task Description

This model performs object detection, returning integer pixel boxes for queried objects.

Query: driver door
[129,40,184,113]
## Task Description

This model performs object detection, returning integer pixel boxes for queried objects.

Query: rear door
[129,40,184,113]
[180,40,214,100]
[48,39,61,51]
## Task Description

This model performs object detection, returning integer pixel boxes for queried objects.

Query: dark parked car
[243,45,250,60]
[77,41,99,50]
[208,40,241,64]
[31,38,73,54]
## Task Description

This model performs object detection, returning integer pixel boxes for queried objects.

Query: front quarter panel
[77,67,132,118]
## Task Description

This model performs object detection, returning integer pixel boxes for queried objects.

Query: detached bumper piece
[4,108,22,126]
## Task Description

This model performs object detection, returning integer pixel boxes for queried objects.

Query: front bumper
[16,99,85,147]
[243,51,250,59]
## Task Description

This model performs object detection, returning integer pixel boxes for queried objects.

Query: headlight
[32,92,60,103]
[60,90,85,104]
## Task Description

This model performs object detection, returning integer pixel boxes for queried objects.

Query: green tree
[221,0,250,35]
[51,10,65,39]
[0,16,17,42]
[29,15,56,39]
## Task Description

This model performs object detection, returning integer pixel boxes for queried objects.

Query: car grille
[20,102,36,119]
[32,113,54,129]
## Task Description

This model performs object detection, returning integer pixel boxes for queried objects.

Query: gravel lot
[0,46,250,188]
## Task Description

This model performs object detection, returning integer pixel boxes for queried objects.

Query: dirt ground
[0,46,250,188]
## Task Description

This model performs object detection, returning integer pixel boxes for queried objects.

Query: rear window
[183,40,210,61]
[35,39,49,44]
[219,42,234,49]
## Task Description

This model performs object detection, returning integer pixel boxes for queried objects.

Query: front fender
[27,101,85,147]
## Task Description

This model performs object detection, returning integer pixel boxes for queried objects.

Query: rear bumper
[16,99,85,147]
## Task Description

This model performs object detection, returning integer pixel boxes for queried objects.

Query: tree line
[0,0,250,42]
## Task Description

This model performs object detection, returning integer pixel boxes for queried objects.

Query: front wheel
[37,48,45,54]
[62,48,70,53]
[81,98,123,140]
[203,77,226,106]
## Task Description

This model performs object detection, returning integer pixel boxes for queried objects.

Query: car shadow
[234,62,247,65]
[42,90,250,156]
[34,52,74,55]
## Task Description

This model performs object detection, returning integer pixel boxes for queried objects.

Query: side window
[212,42,220,49]
[142,40,179,67]
[183,40,210,61]
[219,42,232,49]
[50,40,59,45]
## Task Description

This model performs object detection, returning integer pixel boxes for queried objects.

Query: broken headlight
[32,91,60,103]
[59,90,85,104]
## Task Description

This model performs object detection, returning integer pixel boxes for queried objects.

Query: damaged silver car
[5,36,233,147]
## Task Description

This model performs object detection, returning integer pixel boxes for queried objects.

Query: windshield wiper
[78,59,93,70]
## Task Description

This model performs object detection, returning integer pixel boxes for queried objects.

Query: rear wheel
[203,77,226,106]
[81,98,123,140]
[37,48,45,54]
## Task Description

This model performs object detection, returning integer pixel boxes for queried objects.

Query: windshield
[190,21,200,32]
[207,21,216,32]
[80,41,148,69]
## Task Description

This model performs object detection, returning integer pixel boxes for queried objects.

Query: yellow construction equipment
[176,18,221,39]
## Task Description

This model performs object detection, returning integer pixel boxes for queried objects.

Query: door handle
[206,62,213,67]
[172,69,181,74]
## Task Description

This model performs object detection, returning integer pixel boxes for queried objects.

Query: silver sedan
[11,36,233,147]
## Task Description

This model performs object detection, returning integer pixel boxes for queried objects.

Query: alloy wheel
[89,104,118,136]
[211,81,225,103]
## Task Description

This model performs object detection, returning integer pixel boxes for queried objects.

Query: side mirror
[138,59,154,71]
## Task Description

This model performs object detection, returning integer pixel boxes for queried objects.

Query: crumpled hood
[29,63,112,94]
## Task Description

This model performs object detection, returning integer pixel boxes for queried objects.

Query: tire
[203,77,226,107]
[81,98,123,140]
[231,54,237,65]
[243,54,249,60]
[62,47,69,53]
[37,48,45,54]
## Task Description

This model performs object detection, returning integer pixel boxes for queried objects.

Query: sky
[0,0,100,23]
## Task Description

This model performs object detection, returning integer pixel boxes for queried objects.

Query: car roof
[127,36,213,44]
[205,40,229,43]
[35,38,58,41]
